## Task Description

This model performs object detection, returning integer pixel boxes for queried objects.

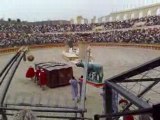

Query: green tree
[8,18,11,22]
[17,18,21,23]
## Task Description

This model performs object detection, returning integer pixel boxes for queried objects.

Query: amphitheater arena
[0,43,160,119]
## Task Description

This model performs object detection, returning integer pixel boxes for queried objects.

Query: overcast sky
[0,0,159,21]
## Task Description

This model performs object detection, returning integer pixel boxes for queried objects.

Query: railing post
[105,84,112,120]
[153,104,160,120]
[81,112,84,120]
[94,114,99,120]
[0,109,7,120]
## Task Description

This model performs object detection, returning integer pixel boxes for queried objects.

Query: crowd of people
[103,15,160,30]
[0,27,159,48]
[0,15,160,48]
[90,28,160,44]
[0,15,160,34]
[0,23,92,33]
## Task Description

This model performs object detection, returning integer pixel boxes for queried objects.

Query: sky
[0,0,159,22]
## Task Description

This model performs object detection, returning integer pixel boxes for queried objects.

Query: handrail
[6,113,92,120]
[0,106,86,113]
[0,51,20,77]
[94,104,160,120]
[0,53,20,85]
[0,51,26,106]
[94,107,152,120]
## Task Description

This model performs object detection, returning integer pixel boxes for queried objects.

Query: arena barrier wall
[0,43,160,55]
[90,43,160,50]
[0,44,64,55]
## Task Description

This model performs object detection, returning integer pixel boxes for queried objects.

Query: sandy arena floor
[0,46,160,119]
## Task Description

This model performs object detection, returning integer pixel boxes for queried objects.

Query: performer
[39,69,47,90]
[26,66,35,81]
[35,67,41,84]
[78,75,83,98]
[119,99,134,120]
[69,76,78,101]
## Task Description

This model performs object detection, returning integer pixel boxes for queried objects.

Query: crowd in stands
[0,15,160,33]
[0,15,160,48]
[103,15,160,30]
[0,27,159,48]
[0,23,92,33]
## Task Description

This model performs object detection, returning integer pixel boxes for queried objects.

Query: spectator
[69,76,78,101]
[78,75,84,98]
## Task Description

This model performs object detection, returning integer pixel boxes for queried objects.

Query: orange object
[27,55,34,62]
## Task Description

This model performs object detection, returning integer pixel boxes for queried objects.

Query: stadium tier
[0,15,160,48]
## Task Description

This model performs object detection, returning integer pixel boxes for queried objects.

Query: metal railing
[94,56,160,120]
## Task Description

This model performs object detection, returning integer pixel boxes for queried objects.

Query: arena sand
[0,46,160,119]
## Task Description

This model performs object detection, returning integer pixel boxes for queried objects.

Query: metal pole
[5,103,78,109]
[116,78,160,83]
[104,85,112,120]
[0,106,85,113]
[1,111,7,120]
[81,45,89,110]
[106,81,151,109]
[104,57,160,82]
[94,114,100,120]
[0,52,20,77]
[0,49,24,120]
[153,104,160,120]
[0,53,20,85]
[81,112,84,120]
[0,51,25,106]
[124,80,160,111]
[94,107,152,119]
[6,113,92,120]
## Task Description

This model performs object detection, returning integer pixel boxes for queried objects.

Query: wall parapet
[0,43,159,55]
